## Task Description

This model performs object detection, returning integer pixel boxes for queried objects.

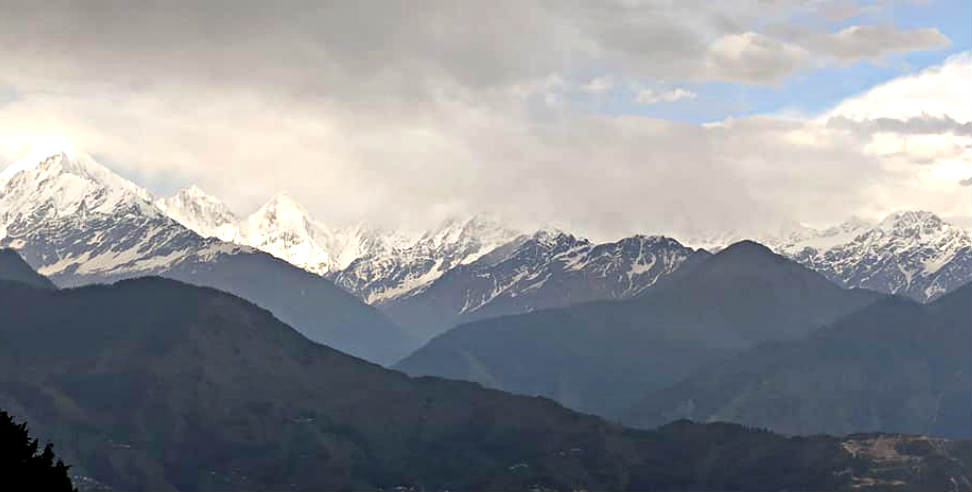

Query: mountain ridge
[396,241,881,416]
[0,151,413,364]
[0,273,966,491]
[151,176,970,306]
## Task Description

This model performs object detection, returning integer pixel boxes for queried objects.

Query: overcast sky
[0,0,969,240]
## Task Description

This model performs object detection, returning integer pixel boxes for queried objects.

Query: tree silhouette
[0,409,75,491]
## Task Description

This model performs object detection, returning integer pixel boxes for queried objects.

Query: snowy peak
[0,150,242,280]
[1,151,151,200]
[528,229,590,251]
[377,231,700,341]
[235,193,338,275]
[156,185,239,242]
[154,189,404,275]
[877,210,948,235]
[330,216,522,304]
[0,151,158,224]
[248,193,315,231]
[417,216,520,260]
[783,211,971,301]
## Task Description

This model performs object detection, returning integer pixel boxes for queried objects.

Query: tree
[0,409,75,491]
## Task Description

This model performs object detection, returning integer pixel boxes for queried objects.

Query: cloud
[826,52,972,122]
[703,32,810,84]
[699,26,950,85]
[805,25,950,61]
[0,1,952,93]
[0,2,965,240]
[582,76,615,93]
[636,88,698,105]
[826,115,972,136]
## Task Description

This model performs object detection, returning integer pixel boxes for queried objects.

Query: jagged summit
[678,211,970,302]
[156,185,239,242]
[0,150,242,280]
[0,148,412,363]
[243,192,322,237]
[877,209,948,233]
[528,228,589,249]
[379,230,700,342]
[0,152,162,240]
[784,210,971,301]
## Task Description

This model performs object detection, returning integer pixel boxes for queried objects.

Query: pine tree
[0,409,75,491]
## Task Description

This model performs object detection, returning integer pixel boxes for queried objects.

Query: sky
[0,0,968,240]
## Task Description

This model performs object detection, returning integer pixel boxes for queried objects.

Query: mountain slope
[396,241,880,417]
[0,277,965,491]
[624,283,972,438]
[0,249,55,289]
[0,151,412,364]
[679,212,970,302]
[158,187,414,279]
[329,216,520,304]
[155,185,521,306]
[380,232,702,343]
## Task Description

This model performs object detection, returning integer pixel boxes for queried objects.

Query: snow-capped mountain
[154,186,523,303]
[233,193,343,275]
[154,184,532,306]
[0,151,240,280]
[156,188,417,278]
[328,216,521,304]
[379,230,703,341]
[677,212,970,302]
[772,217,873,253]
[155,185,239,242]
[0,150,415,364]
[783,211,970,302]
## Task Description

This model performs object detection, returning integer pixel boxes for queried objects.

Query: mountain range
[150,167,969,312]
[149,179,971,353]
[379,231,706,342]
[2,150,967,356]
[683,213,971,302]
[0,147,970,491]
[0,151,412,364]
[396,241,881,417]
[0,254,966,491]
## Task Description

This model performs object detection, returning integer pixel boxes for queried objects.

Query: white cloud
[826,52,972,123]
[636,88,698,104]
[582,76,615,93]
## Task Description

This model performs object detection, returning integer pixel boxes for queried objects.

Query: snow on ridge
[156,185,240,242]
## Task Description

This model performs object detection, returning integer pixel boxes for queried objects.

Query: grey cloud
[703,32,809,84]
[0,0,952,96]
[0,1,966,240]
[803,25,950,60]
[827,115,972,135]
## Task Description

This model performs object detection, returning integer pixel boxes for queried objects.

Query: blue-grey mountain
[624,282,972,438]
[380,231,703,343]
[0,265,965,491]
[396,241,880,417]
